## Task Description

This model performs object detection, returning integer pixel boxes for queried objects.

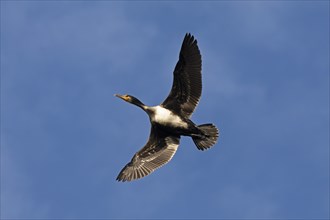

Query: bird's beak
[114,94,129,102]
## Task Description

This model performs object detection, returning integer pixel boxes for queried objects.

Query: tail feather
[192,124,219,151]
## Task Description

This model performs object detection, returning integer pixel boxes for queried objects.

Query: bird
[115,33,219,182]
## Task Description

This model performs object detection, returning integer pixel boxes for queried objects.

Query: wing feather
[161,33,202,117]
[116,126,180,182]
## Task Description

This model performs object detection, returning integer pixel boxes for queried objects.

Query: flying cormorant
[115,33,219,182]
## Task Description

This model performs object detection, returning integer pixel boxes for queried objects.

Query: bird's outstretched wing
[161,33,202,117]
[116,126,180,182]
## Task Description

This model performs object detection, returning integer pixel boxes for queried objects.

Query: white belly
[150,106,188,128]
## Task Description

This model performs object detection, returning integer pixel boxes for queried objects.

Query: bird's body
[115,33,219,182]
[147,106,189,129]
[146,105,203,138]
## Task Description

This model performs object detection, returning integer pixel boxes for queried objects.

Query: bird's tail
[192,124,219,151]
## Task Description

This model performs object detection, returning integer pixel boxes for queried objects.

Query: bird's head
[115,94,145,108]
[115,94,133,102]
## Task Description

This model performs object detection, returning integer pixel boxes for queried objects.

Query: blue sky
[1,1,329,219]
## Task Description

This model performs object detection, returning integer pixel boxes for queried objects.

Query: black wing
[161,33,202,117]
[116,126,180,182]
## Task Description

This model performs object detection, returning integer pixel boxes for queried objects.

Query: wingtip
[116,175,126,182]
[183,33,197,45]
[185,32,193,39]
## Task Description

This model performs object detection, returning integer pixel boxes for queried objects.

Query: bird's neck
[131,97,146,110]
